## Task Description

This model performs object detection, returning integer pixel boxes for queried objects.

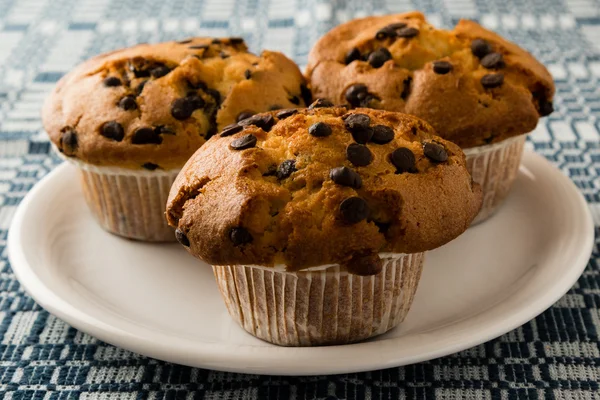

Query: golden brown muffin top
[306,12,555,148]
[42,37,309,170]
[166,104,482,275]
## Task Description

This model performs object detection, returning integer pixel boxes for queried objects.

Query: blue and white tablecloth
[1,0,600,398]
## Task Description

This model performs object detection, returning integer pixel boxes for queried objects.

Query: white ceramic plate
[8,151,594,376]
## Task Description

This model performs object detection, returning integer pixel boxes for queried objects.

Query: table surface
[1,0,600,398]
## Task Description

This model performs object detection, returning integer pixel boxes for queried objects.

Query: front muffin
[306,12,555,223]
[43,37,308,241]
[166,105,482,346]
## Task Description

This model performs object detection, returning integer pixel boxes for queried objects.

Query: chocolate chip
[309,98,334,109]
[220,51,230,59]
[175,229,190,246]
[268,104,283,111]
[230,134,257,150]
[132,127,162,145]
[142,162,159,170]
[538,99,554,117]
[480,52,505,69]
[390,148,416,173]
[376,26,397,40]
[276,109,298,119]
[150,65,171,78]
[100,121,125,142]
[230,227,253,245]
[471,39,492,58]
[171,96,204,120]
[177,39,193,44]
[276,160,296,180]
[205,88,221,104]
[212,38,222,44]
[481,73,504,89]
[308,122,332,137]
[396,27,419,38]
[129,62,150,78]
[339,197,369,224]
[189,80,208,91]
[60,129,78,156]
[345,84,369,107]
[135,80,148,96]
[229,37,245,45]
[387,22,407,30]
[346,143,372,166]
[345,252,383,276]
[401,77,412,100]
[155,125,176,135]
[423,142,448,162]
[433,61,452,74]
[345,47,361,64]
[344,113,373,144]
[244,69,252,79]
[238,114,275,131]
[189,44,209,50]
[368,48,392,68]
[237,111,255,122]
[220,123,243,137]
[288,95,300,105]
[371,125,394,144]
[330,166,362,189]
[103,76,121,87]
[300,84,312,106]
[118,95,137,111]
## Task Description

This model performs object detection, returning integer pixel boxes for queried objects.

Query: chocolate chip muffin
[306,12,555,224]
[166,104,482,346]
[42,37,308,241]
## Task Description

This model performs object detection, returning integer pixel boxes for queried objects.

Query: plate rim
[8,151,595,375]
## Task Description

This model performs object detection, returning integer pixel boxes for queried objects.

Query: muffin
[43,37,309,241]
[306,12,555,224]
[166,104,482,346]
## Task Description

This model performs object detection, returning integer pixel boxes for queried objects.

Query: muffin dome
[306,12,555,148]
[166,105,482,275]
[43,37,309,170]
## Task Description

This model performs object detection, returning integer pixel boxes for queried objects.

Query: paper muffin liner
[63,156,179,242]
[212,252,424,346]
[464,134,526,225]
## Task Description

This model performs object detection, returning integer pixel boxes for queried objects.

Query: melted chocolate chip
[171,96,204,120]
[300,84,312,106]
[376,26,397,40]
[60,129,78,156]
[308,122,332,137]
[132,127,162,144]
[135,80,148,96]
[288,95,300,105]
[480,52,505,69]
[142,162,159,170]
[309,98,334,109]
[432,61,452,74]
[118,95,137,111]
[155,125,176,135]
[230,134,257,150]
[345,113,373,144]
[100,121,125,142]
[205,88,221,104]
[103,76,121,87]
[387,22,408,30]
[401,77,412,100]
[188,80,208,90]
[276,160,296,180]
[330,166,362,189]
[238,114,275,131]
[339,197,369,224]
[371,125,394,144]
[471,39,492,58]
[230,227,253,245]
[276,109,298,119]
[220,123,243,137]
[423,142,448,162]
[346,143,372,166]
[175,229,190,246]
[150,65,171,78]
[368,48,392,68]
[481,73,504,89]
[229,37,245,45]
[345,84,369,107]
[396,27,419,38]
[177,39,193,44]
[390,148,416,173]
[212,38,221,44]
[345,47,361,64]
[244,69,252,79]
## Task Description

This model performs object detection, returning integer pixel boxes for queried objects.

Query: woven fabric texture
[1,0,600,398]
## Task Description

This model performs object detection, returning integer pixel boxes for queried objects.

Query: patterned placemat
[1,0,600,398]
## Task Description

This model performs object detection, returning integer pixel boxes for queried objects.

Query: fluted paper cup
[464,134,526,225]
[212,252,424,346]
[62,156,179,242]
